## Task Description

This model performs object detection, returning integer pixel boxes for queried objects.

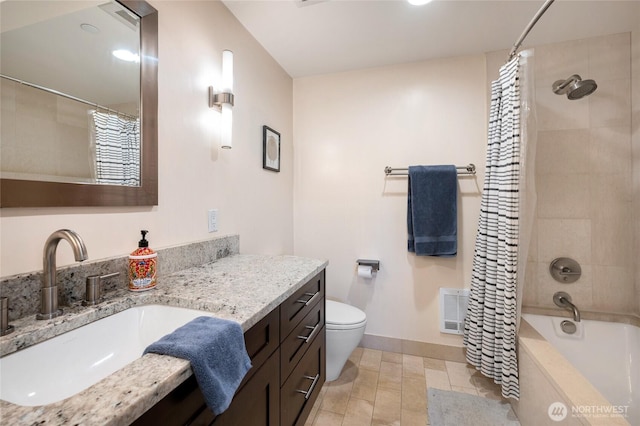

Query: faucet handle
[83,272,120,306]
[549,257,581,283]
[1,297,15,336]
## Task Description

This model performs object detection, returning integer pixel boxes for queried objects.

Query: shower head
[552,74,597,100]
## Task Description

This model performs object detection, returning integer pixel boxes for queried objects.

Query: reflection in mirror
[0,0,158,207]
[1,1,141,186]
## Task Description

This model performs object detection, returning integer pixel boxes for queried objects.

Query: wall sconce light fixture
[209,50,234,149]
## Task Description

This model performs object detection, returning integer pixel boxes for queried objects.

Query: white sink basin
[0,305,212,406]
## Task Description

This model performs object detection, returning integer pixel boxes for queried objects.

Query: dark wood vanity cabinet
[132,270,325,426]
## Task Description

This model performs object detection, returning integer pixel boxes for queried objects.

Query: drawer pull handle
[297,323,320,343]
[296,291,320,306]
[296,374,320,400]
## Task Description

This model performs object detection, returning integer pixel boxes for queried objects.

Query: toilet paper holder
[356,259,380,272]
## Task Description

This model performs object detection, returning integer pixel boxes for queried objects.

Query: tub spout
[553,291,581,322]
[564,299,581,322]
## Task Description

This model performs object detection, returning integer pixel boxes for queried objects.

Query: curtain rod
[384,164,476,176]
[507,0,555,61]
[0,74,139,121]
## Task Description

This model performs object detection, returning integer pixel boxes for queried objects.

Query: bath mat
[427,388,521,426]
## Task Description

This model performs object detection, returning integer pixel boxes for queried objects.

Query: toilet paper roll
[357,265,374,279]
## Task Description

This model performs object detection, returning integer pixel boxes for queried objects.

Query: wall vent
[439,288,470,335]
[99,2,139,31]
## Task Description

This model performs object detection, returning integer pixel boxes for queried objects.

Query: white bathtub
[522,314,639,425]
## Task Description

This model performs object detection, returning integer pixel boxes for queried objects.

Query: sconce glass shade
[221,103,232,149]
[221,50,233,148]
[222,50,234,93]
[209,50,234,149]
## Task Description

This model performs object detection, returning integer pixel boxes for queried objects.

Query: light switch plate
[208,209,218,233]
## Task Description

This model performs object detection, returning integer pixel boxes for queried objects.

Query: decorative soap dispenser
[128,230,157,292]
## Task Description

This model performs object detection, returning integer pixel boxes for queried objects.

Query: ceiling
[1,1,140,107]
[221,0,639,78]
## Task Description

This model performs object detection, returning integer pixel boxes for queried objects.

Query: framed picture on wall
[263,126,281,172]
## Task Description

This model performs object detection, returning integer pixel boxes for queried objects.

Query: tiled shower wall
[522,32,636,315]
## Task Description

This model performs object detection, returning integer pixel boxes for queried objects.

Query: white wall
[0,0,293,277]
[293,55,487,346]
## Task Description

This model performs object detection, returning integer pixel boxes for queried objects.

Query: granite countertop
[0,254,328,426]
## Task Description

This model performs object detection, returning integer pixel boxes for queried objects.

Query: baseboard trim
[359,333,466,363]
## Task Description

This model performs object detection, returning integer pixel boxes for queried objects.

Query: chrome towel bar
[384,164,476,176]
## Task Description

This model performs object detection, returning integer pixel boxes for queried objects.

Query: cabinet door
[132,374,209,426]
[242,307,280,385]
[209,348,280,426]
[132,309,280,426]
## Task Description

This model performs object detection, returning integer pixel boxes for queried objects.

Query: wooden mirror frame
[0,0,158,208]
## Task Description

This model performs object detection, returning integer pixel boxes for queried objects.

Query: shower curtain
[463,52,535,400]
[90,110,141,186]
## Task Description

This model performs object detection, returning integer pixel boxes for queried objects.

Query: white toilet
[325,300,367,381]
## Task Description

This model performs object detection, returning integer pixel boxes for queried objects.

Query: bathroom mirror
[0,0,157,207]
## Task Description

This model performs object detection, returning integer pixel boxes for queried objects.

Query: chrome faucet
[37,229,88,320]
[553,291,581,322]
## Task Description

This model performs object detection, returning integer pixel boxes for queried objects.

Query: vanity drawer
[280,270,325,340]
[281,327,326,426]
[280,297,324,384]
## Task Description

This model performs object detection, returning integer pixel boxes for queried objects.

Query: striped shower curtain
[91,111,141,186]
[463,56,521,400]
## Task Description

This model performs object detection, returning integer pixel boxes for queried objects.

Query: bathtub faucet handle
[558,266,580,275]
[549,258,581,283]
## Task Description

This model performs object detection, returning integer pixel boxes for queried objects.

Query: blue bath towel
[407,165,457,257]
[144,316,251,415]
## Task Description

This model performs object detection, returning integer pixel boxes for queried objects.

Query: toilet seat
[326,300,367,330]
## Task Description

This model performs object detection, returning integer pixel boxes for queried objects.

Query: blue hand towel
[407,165,458,257]
[144,316,252,415]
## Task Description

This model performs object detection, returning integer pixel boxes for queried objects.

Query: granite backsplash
[0,234,239,321]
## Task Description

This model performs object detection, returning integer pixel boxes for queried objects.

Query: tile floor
[305,347,507,426]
